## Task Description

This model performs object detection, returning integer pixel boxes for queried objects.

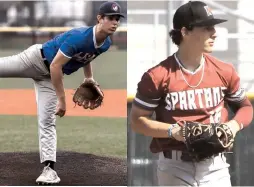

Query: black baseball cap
[98,1,125,18]
[173,1,227,29]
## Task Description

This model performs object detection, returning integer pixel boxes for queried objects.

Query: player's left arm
[83,63,94,83]
[225,65,253,135]
[82,41,110,83]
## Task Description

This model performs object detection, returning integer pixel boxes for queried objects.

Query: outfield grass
[0,115,126,158]
[0,49,127,89]
[0,49,127,159]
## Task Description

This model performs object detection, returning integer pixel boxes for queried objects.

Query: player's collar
[174,53,205,75]
[93,26,105,49]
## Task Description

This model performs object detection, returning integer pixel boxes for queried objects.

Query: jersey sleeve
[133,71,162,111]
[225,65,246,103]
[59,31,83,58]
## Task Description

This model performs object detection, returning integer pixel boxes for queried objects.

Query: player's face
[102,15,120,34]
[184,26,217,53]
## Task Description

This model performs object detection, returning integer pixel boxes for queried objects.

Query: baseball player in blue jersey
[0,1,124,185]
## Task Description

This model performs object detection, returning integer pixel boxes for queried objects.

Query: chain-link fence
[127,0,254,186]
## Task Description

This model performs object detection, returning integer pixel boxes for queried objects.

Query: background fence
[0,1,127,50]
[127,0,254,186]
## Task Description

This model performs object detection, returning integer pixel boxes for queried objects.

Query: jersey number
[209,105,222,123]
[73,52,96,64]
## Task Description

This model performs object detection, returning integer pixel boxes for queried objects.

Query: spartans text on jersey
[165,86,227,111]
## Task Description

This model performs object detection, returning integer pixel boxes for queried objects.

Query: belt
[163,150,193,162]
[40,48,50,72]
[163,150,221,162]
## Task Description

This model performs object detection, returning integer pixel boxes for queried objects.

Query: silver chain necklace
[174,53,205,88]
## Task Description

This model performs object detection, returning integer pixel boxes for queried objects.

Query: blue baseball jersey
[42,26,112,75]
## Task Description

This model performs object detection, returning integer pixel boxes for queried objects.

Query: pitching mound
[0,151,127,186]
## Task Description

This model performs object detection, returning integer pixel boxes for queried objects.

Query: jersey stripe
[134,97,158,108]
[59,49,72,59]
[135,92,161,104]
[226,87,246,103]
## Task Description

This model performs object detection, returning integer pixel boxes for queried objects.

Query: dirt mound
[0,151,127,186]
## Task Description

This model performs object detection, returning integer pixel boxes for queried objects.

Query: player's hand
[83,77,97,85]
[55,99,66,117]
[171,124,185,142]
[224,120,241,138]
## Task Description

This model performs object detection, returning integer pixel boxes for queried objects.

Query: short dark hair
[169,26,193,46]
[97,14,105,24]
[169,29,182,46]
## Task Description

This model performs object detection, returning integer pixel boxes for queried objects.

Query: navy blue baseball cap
[98,1,125,18]
[173,1,227,29]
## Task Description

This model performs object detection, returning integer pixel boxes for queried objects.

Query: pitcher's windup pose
[0,1,124,184]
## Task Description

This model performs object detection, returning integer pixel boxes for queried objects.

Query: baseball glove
[73,79,104,110]
[179,121,234,162]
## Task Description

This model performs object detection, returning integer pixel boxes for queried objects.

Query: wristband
[167,123,178,138]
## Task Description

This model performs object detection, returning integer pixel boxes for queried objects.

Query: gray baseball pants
[0,44,57,163]
[157,150,231,186]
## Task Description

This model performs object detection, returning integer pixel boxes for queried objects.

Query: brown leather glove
[73,79,104,110]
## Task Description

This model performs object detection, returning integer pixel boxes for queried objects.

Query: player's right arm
[50,51,69,103]
[130,71,183,141]
[50,31,83,116]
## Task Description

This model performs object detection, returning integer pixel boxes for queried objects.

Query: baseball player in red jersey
[130,1,253,186]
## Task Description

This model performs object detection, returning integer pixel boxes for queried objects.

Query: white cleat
[36,164,60,185]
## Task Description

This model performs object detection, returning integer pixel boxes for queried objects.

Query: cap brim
[192,18,227,27]
[104,13,125,18]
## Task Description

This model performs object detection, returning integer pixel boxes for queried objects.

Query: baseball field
[0,49,127,185]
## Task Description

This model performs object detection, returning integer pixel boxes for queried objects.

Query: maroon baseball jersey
[133,53,246,153]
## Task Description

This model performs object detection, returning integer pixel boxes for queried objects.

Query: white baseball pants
[157,150,232,186]
[0,44,57,163]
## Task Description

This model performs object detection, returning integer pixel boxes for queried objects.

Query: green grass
[0,49,127,89]
[0,115,127,158]
[0,49,127,159]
